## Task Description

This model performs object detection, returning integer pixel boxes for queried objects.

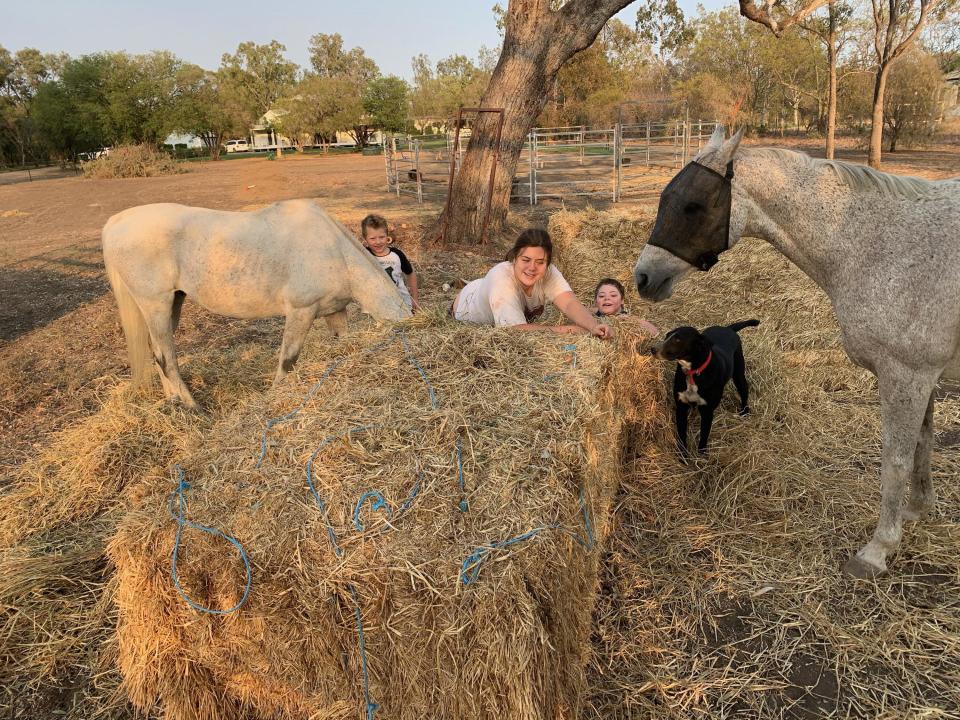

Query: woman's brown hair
[505,228,552,265]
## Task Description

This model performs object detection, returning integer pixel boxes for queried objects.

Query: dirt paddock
[2,141,960,718]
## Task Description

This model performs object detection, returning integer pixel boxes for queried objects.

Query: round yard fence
[384,120,717,205]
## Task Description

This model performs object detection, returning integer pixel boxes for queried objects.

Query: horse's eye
[684,203,703,215]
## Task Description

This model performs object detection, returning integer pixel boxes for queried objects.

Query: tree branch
[558,0,637,51]
[739,0,831,36]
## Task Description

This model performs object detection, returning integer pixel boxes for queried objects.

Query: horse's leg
[844,366,937,578]
[274,305,319,386]
[171,290,186,332]
[323,309,348,337]
[140,296,199,410]
[903,390,937,522]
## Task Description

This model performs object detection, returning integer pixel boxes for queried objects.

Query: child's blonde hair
[361,214,389,238]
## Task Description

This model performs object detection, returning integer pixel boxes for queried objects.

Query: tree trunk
[441,40,554,243]
[439,0,633,245]
[868,62,891,168]
[825,0,838,159]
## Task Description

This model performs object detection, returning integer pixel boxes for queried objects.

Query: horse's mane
[745,147,957,201]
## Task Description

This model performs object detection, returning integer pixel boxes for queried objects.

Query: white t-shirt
[367,246,413,308]
[454,261,573,327]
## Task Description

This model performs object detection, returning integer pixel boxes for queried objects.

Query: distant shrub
[82,144,184,178]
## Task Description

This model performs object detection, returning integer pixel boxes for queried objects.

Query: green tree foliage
[0,46,59,165]
[220,41,298,123]
[167,65,243,159]
[275,75,356,151]
[363,76,410,133]
[678,8,826,131]
[409,52,493,128]
[306,33,380,147]
[99,51,186,145]
[843,47,946,148]
[31,54,111,162]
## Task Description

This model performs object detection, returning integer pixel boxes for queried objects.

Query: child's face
[364,227,391,256]
[595,284,624,315]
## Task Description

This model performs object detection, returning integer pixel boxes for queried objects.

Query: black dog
[650,320,760,455]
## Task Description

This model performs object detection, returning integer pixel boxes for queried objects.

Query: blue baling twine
[349,584,379,720]
[397,466,423,515]
[544,343,578,382]
[459,487,595,586]
[168,465,253,614]
[256,336,396,468]
[305,424,380,557]
[455,436,468,513]
[398,331,438,410]
[353,490,392,531]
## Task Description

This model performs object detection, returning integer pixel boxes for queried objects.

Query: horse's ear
[705,125,726,153]
[717,127,744,166]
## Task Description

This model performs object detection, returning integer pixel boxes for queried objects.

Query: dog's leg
[675,399,691,458]
[697,406,715,453]
[733,347,750,415]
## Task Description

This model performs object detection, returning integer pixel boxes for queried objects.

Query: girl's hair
[505,228,552,265]
[594,278,626,299]
[361,213,389,238]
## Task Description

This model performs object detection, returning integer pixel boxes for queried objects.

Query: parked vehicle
[79,147,112,161]
[224,139,251,153]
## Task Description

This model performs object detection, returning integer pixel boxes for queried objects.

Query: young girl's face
[595,284,625,315]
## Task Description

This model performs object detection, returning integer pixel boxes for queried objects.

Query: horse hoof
[843,555,886,579]
[901,506,931,522]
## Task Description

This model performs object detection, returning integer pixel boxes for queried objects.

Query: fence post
[414,141,423,205]
[580,125,585,166]
[528,132,534,206]
[530,128,537,205]
[645,121,651,166]
[613,123,621,202]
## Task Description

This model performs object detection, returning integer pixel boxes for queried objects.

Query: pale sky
[4,1,731,80]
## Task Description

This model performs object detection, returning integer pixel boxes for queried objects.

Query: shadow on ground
[0,265,108,341]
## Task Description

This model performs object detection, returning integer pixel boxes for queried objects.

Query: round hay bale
[109,314,668,720]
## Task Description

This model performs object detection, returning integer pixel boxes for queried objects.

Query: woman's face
[512,246,548,289]
[595,284,625,315]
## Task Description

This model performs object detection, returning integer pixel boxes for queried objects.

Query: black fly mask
[646,160,734,271]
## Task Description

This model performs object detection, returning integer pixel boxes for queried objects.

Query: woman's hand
[638,319,659,337]
[591,323,614,340]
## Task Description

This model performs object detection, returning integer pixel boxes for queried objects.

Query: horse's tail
[727,319,760,333]
[105,263,152,387]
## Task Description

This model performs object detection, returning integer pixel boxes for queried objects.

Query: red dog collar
[685,351,712,382]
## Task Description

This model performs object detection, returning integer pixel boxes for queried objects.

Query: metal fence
[384,120,717,205]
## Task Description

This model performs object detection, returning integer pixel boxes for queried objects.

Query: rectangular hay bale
[109,316,666,720]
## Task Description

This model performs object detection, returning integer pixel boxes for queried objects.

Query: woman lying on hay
[453,228,656,338]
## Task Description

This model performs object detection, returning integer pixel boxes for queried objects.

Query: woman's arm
[553,291,613,339]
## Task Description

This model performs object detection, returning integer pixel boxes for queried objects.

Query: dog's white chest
[679,377,708,406]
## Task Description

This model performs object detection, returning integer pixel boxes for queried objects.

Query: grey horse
[634,125,960,578]
[103,199,410,410]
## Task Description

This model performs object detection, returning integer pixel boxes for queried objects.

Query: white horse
[102,199,410,410]
[634,126,960,578]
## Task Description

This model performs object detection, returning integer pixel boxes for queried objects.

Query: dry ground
[1,140,959,718]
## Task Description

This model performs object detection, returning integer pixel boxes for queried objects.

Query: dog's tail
[727,319,760,333]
